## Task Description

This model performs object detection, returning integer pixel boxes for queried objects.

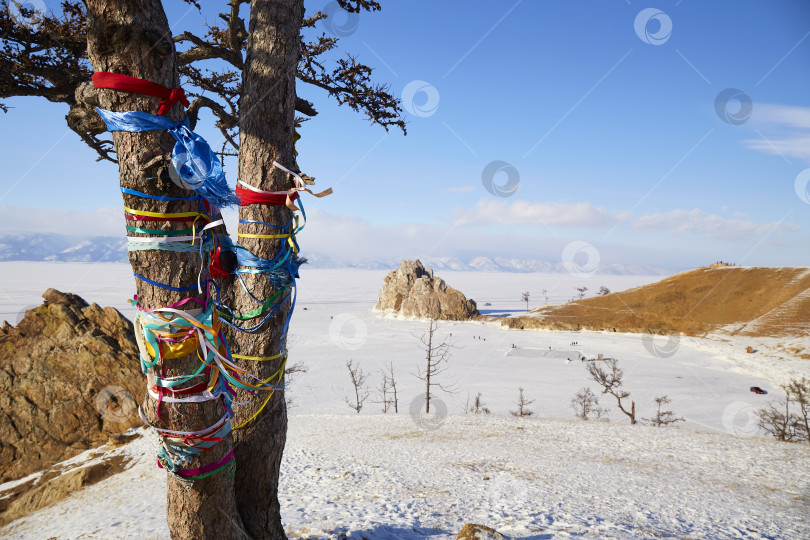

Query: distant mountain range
[304,253,671,275]
[0,233,672,275]
[0,233,127,263]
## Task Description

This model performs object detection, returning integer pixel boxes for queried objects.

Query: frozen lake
[1,262,804,435]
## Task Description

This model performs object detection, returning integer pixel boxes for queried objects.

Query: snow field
[3,416,809,539]
[1,263,809,538]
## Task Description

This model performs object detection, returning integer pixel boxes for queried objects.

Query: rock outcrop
[374,260,479,320]
[0,289,144,483]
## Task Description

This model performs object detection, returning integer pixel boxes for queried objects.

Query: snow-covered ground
[1,262,809,538]
[3,417,809,539]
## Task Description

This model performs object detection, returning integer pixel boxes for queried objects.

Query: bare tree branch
[586,358,636,424]
[1,0,405,163]
[414,319,458,413]
[345,359,370,414]
[175,31,244,69]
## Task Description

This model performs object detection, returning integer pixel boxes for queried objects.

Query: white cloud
[0,204,803,267]
[752,104,810,130]
[301,209,464,261]
[633,209,798,240]
[0,204,122,237]
[743,135,810,162]
[454,199,629,228]
[745,104,810,162]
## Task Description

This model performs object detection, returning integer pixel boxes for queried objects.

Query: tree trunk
[84,2,244,538]
[228,1,304,537]
[425,322,432,414]
[392,366,398,414]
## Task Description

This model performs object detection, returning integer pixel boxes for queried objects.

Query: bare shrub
[465,392,490,415]
[758,377,810,443]
[344,359,369,414]
[510,387,535,417]
[377,362,399,413]
[571,387,607,420]
[784,377,810,443]
[644,395,684,427]
[284,360,308,409]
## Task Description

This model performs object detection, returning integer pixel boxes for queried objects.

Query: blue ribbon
[121,187,200,202]
[96,108,240,209]
[216,229,304,287]
[133,272,198,292]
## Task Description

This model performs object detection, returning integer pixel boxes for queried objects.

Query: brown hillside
[503,266,810,338]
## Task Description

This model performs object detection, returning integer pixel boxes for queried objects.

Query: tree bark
[228,1,304,538]
[84,2,244,538]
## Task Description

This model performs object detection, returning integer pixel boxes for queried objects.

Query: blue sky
[1,0,809,270]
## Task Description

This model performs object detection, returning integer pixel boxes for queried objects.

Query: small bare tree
[644,395,684,427]
[284,360,309,409]
[542,288,549,304]
[598,285,611,296]
[344,359,369,414]
[387,363,399,414]
[587,359,636,424]
[757,397,801,442]
[415,319,456,413]
[521,291,530,312]
[576,286,588,301]
[784,377,810,443]
[377,362,399,413]
[510,387,535,417]
[465,392,490,414]
[377,372,391,413]
[571,387,607,420]
[757,377,810,443]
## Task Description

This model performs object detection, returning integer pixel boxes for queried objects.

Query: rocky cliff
[374,260,479,320]
[0,289,144,483]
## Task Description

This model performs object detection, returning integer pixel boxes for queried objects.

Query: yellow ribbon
[143,332,199,360]
[124,206,205,219]
[237,233,291,240]
[231,350,288,362]
[232,357,288,431]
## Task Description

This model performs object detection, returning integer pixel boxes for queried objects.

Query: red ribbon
[125,214,209,223]
[209,246,230,279]
[152,381,209,396]
[235,186,299,206]
[93,72,190,116]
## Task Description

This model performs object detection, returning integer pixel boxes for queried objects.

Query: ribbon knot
[95,108,240,209]
[92,72,191,116]
[159,88,190,115]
